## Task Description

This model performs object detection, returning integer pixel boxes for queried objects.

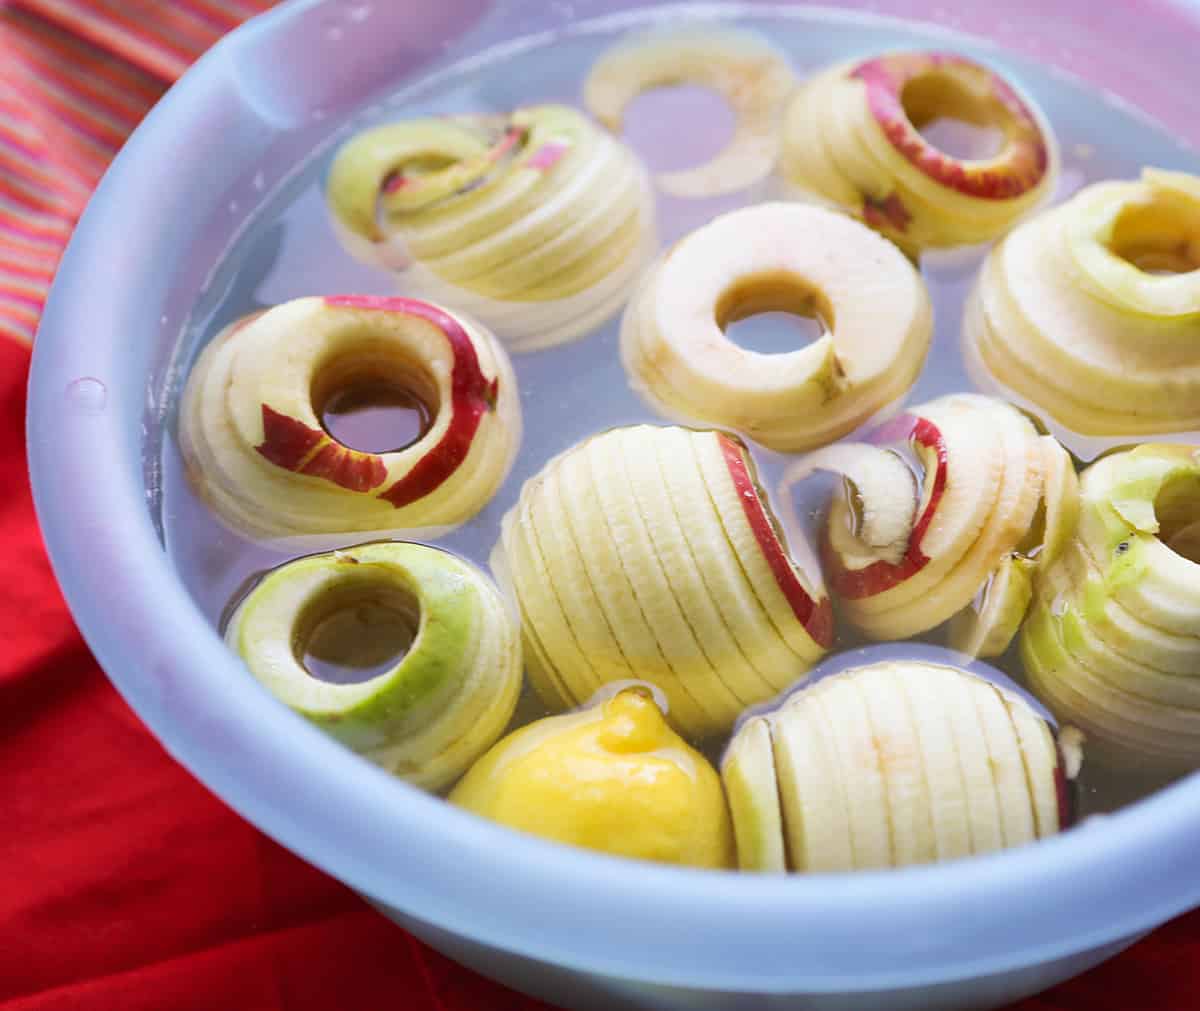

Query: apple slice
[181,295,522,538]
[721,717,787,872]
[584,26,796,198]
[968,169,1200,436]
[781,442,918,567]
[722,660,1071,871]
[947,554,1036,659]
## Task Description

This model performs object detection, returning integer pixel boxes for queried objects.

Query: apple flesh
[584,26,796,198]
[778,51,1058,252]
[813,394,1069,647]
[967,168,1200,436]
[493,424,832,739]
[224,541,522,792]
[721,660,1073,871]
[326,104,657,351]
[179,294,521,538]
[1022,444,1200,770]
[620,201,933,452]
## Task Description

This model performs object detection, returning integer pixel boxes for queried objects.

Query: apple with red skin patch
[179,294,520,537]
[778,50,1058,252]
[851,52,1049,200]
[808,394,1071,651]
[493,424,831,739]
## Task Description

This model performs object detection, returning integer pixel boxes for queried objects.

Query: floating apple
[451,686,734,868]
[584,26,795,197]
[225,541,522,792]
[180,295,521,538]
[620,202,932,452]
[326,104,657,351]
[722,660,1075,871]
[778,51,1057,253]
[491,424,832,739]
[1022,444,1200,771]
[966,168,1200,435]
[787,394,1078,654]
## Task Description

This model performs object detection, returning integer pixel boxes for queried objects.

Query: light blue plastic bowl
[27,1,1200,1008]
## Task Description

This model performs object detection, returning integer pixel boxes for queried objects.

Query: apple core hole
[1108,202,1200,276]
[313,352,438,455]
[297,578,420,684]
[620,84,735,174]
[716,273,832,355]
[1155,473,1200,565]
[901,72,1007,161]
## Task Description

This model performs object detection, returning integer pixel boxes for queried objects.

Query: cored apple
[492,424,832,739]
[778,50,1058,253]
[326,104,656,351]
[180,294,521,538]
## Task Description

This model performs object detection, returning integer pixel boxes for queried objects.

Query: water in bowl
[160,3,1200,817]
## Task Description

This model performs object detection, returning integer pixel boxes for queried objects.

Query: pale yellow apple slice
[810,674,892,869]
[781,442,918,568]
[896,665,972,861]
[1037,436,1081,567]
[691,431,832,665]
[938,667,1006,855]
[947,554,1036,659]
[584,27,796,198]
[619,427,777,709]
[772,690,855,871]
[999,688,1063,837]
[854,665,937,867]
[651,427,809,696]
[721,717,787,872]
[588,428,744,730]
[970,684,1039,848]
[554,436,713,735]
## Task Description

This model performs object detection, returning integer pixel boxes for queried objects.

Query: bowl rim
[27,0,1200,993]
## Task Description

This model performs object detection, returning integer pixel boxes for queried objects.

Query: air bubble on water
[159,314,168,325]
[65,377,107,414]
[1072,142,1094,160]
[228,199,240,214]
[346,3,372,23]
[312,108,328,122]
[252,170,265,191]
[326,24,345,41]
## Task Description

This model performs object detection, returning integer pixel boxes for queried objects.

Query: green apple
[225,541,522,792]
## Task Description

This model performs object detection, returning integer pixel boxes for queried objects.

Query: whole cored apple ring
[180,294,521,538]
[779,51,1058,253]
[620,202,932,452]
[225,541,522,791]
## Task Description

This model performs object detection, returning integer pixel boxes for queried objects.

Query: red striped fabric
[0,0,269,346]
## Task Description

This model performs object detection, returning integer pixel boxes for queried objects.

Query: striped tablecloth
[2,2,1197,1007]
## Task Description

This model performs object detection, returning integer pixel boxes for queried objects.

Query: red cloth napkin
[2,3,1198,1008]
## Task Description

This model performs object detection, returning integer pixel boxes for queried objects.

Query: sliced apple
[179,295,520,539]
[584,26,795,197]
[778,51,1058,252]
[493,425,831,739]
[1020,443,1200,771]
[723,660,1071,871]
[947,554,1036,659]
[619,201,933,452]
[968,168,1200,436]
[226,541,521,792]
[721,717,787,872]
[326,104,656,350]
